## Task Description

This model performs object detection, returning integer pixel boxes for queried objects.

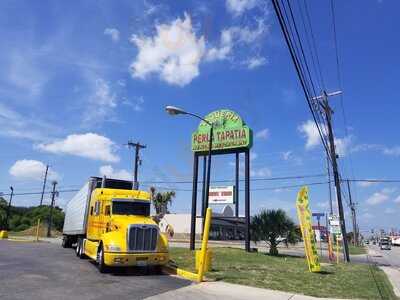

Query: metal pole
[204,125,213,211]
[201,156,207,232]
[323,92,350,262]
[327,156,333,215]
[235,152,239,218]
[190,153,199,250]
[5,186,14,231]
[40,165,49,206]
[244,149,250,252]
[347,180,357,246]
[47,181,57,238]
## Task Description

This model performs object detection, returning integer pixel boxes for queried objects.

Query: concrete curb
[144,281,348,300]
[379,266,400,297]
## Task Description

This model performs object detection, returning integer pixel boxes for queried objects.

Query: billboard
[209,186,234,204]
[191,109,253,152]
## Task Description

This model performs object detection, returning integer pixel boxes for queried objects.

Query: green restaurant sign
[192,109,253,152]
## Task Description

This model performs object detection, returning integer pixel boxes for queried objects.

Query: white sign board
[329,215,341,235]
[209,186,234,204]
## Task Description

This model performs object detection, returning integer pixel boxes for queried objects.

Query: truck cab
[63,177,169,273]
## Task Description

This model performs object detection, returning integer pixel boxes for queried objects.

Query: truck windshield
[112,200,150,216]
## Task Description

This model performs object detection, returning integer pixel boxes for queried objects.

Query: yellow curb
[5,238,41,243]
[162,265,199,282]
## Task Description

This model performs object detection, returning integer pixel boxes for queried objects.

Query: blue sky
[0,0,399,233]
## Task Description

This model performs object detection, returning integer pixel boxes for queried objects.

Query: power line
[141,173,327,184]
[270,0,332,163]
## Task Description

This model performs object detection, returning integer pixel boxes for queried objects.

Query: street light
[165,105,214,248]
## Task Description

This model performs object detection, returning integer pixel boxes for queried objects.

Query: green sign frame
[191,109,253,152]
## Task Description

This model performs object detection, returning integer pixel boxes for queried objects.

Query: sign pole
[245,149,251,252]
[201,156,207,232]
[190,153,199,251]
[235,153,239,218]
[204,125,213,214]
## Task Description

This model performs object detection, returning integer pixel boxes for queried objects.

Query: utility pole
[39,165,49,206]
[47,181,57,238]
[127,141,146,190]
[5,186,14,231]
[313,90,350,262]
[347,180,358,246]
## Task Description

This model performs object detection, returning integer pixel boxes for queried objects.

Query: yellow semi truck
[62,177,169,273]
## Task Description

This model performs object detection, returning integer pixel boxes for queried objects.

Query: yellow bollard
[195,249,212,272]
[197,207,212,282]
[36,219,41,242]
[0,230,8,239]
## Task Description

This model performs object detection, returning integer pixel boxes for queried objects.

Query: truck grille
[128,225,158,252]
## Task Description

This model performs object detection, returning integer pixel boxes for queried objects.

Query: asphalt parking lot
[0,240,191,300]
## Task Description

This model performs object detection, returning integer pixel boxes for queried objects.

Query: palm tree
[150,187,176,215]
[251,209,299,256]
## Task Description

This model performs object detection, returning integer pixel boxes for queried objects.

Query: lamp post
[165,106,214,246]
[5,186,14,231]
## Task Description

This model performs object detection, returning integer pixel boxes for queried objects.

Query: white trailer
[62,177,134,248]
[62,178,97,247]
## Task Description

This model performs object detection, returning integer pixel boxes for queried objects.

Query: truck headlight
[106,244,121,252]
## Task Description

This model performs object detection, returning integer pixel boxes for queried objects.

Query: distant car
[380,238,391,250]
[365,240,370,245]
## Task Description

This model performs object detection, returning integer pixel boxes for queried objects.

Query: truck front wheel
[97,245,108,273]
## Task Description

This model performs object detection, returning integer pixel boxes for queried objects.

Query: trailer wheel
[75,238,81,256]
[97,245,108,273]
[62,236,68,248]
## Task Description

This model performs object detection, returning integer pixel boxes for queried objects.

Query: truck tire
[97,245,108,273]
[76,238,85,259]
[62,236,68,248]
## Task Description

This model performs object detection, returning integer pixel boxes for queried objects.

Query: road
[0,240,191,300]
[366,244,400,268]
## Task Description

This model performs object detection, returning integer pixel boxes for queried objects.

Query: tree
[150,187,175,215]
[251,209,299,256]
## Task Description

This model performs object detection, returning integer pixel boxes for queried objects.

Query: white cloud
[104,28,120,42]
[366,190,390,206]
[206,20,268,62]
[394,195,400,204]
[255,128,269,140]
[281,151,292,161]
[6,51,48,100]
[383,146,400,156]
[334,136,352,157]
[122,96,144,112]
[298,120,322,149]
[245,56,267,69]
[9,160,58,181]
[82,78,118,126]
[357,181,378,188]
[37,133,119,162]
[130,13,205,87]
[99,165,131,181]
[251,167,271,177]
[226,0,258,16]
[0,103,58,142]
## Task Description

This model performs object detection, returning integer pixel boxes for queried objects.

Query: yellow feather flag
[296,186,321,273]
